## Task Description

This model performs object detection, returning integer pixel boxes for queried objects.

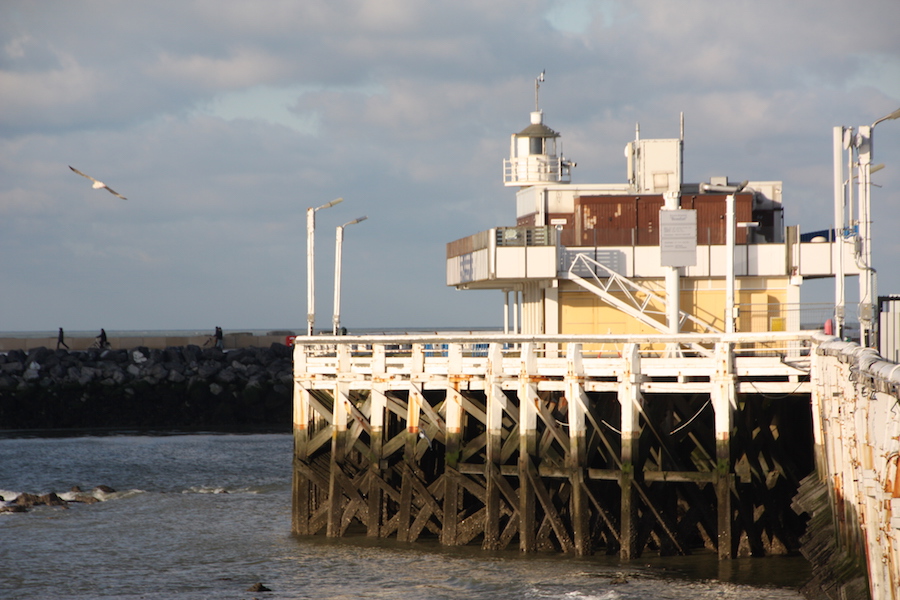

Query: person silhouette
[97,328,108,349]
[214,326,223,350]
[57,327,70,350]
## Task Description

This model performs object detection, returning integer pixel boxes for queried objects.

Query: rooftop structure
[448,80,858,346]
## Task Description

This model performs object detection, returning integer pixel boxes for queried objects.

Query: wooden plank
[619,343,641,559]
[484,345,506,550]
[567,343,589,556]
[525,468,574,552]
[397,460,413,543]
[643,471,716,483]
[293,461,331,490]
[457,508,487,546]
[442,385,463,545]
[713,342,735,560]
[308,427,333,455]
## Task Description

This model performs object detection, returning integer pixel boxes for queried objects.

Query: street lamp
[858,107,900,347]
[701,180,747,334]
[332,216,368,335]
[306,197,343,336]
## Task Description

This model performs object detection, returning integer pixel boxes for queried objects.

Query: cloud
[146,47,291,90]
[0,0,898,332]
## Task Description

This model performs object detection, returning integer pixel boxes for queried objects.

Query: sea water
[0,432,810,600]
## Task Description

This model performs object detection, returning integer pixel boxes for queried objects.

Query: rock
[93,485,116,494]
[198,361,221,379]
[39,493,68,507]
[246,582,271,592]
[0,504,28,513]
[14,493,41,508]
[216,367,237,384]
[71,493,100,504]
[0,342,293,429]
[14,492,68,508]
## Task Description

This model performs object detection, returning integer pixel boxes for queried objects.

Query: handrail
[293,331,815,346]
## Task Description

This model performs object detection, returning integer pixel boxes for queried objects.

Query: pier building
[446,79,855,341]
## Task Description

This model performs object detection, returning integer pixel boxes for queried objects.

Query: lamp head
[873,108,900,128]
[316,197,344,211]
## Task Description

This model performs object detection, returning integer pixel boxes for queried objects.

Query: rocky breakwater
[0,344,293,429]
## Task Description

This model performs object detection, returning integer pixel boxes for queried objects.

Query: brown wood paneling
[547,213,576,247]
[681,193,752,244]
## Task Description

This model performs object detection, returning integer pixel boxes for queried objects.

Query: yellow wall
[559,276,791,336]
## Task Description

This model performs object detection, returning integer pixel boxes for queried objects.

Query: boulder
[14,492,68,508]
[71,493,100,504]
[39,492,68,507]
[1,361,24,374]
[14,493,41,508]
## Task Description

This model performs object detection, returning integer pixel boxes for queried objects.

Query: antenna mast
[535,70,545,111]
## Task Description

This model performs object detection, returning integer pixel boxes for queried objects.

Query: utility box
[626,138,682,194]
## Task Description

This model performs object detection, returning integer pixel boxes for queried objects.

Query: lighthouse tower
[503,72,574,187]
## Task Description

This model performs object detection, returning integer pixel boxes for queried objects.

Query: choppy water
[0,432,811,599]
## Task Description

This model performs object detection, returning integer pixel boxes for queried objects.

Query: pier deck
[291,332,814,560]
[292,331,900,598]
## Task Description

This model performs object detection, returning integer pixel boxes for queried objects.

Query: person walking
[214,326,224,350]
[96,328,108,349]
[57,327,70,350]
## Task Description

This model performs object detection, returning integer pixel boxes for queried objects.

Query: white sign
[660,209,697,267]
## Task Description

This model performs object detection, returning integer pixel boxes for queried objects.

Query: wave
[180,483,282,495]
[0,486,144,511]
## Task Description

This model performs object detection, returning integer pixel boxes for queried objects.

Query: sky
[2,0,899,333]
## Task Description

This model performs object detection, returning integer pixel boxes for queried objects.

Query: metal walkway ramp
[566,253,721,355]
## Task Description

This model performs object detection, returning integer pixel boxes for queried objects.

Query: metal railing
[293,331,816,361]
[502,156,572,184]
[495,226,555,247]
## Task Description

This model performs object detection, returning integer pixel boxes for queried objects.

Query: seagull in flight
[69,166,127,200]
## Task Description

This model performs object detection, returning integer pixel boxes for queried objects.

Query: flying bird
[69,166,127,200]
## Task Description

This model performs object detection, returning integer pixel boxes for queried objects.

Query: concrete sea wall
[0,343,293,430]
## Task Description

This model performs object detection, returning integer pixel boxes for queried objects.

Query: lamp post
[332,216,367,335]
[702,181,747,334]
[306,197,343,336]
[858,107,900,347]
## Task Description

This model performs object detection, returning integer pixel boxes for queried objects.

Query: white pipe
[833,126,845,338]
[306,207,316,336]
[332,215,366,336]
[514,290,521,334]
[305,197,343,336]
[503,290,510,335]
[726,193,736,334]
[858,126,874,346]
[663,192,680,334]
[332,225,344,335]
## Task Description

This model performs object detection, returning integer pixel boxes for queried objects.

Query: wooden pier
[291,332,815,559]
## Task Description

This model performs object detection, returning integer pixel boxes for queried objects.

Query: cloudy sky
[2,1,899,334]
